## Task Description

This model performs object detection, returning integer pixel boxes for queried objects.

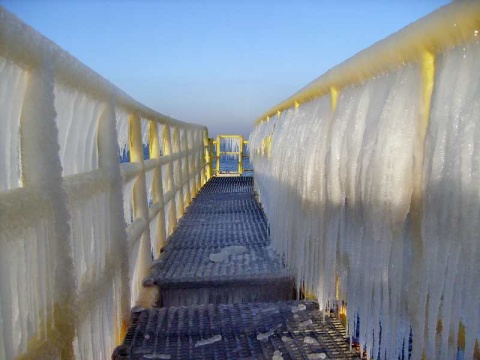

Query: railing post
[98,102,131,344]
[203,130,211,182]
[129,114,152,302]
[187,130,198,197]
[163,126,177,235]
[408,50,435,360]
[238,135,244,175]
[181,129,192,207]
[215,135,221,175]
[149,121,167,257]
[194,130,202,192]
[19,65,76,358]
[172,128,185,218]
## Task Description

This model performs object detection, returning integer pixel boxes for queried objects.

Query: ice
[281,336,292,343]
[272,349,284,360]
[194,334,222,347]
[54,83,102,176]
[257,324,281,341]
[0,57,26,191]
[291,304,307,313]
[304,336,319,345]
[307,353,326,360]
[209,245,248,263]
[250,41,480,359]
[300,319,313,328]
[257,329,275,341]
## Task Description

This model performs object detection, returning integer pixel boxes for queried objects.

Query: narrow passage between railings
[113,177,359,359]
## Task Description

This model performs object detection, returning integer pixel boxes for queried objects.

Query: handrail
[0,6,212,359]
[250,3,480,360]
[255,1,480,125]
[0,9,204,131]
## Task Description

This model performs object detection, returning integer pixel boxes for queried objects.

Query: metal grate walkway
[115,177,359,359]
[144,177,292,307]
[114,301,359,360]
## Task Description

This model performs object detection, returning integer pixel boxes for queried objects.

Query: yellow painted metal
[330,87,338,113]
[255,1,480,125]
[215,136,221,175]
[129,114,153,307]
[203,131,211,182]
[209,138,214,178]
[408,49,436,343]
[149,121,167,256]
[214,135,248,176]
[238,136,244,174]
[172,128,185,218]
[180,129,192,208]
[163,126,178,235]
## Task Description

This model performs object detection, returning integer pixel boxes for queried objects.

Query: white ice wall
[250,41,480,359]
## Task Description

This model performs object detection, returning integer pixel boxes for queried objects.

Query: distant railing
[249,2,480,359]
[0,7,212,359]
[212,135,250,176]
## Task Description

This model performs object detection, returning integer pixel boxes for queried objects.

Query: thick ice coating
[249,41,480,359]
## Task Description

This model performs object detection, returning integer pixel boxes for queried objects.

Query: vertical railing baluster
[129,114,152,302]
[20,65,76,358]
[181,129,192,207]
[209,137,214,179]
[163,126,177,236]
[238,135,244,175]
[172,128,185,218]
[98,102,131,344]
[149,121,167,257]
[215,135,221,175]
[202,130,211,183]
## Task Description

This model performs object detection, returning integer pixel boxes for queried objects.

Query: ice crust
[0,7,206,359]
[194,334,222,347]
[307,354,326,360]
[304,336,319,345]
[209,245,248,262]
[250,42,480,359]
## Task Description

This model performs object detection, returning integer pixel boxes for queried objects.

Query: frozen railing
[250,2,480,359]
[0,8,211,359]
[212,135,250,175]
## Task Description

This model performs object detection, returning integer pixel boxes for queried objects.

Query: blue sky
[2,0,450,137]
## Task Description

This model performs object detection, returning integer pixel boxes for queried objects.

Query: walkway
[145,177,292,307]
[114,177,359,359]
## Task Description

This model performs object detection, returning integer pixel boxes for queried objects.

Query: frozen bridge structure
[1,2,480,359]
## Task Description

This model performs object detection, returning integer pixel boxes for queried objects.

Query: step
[144,177,292,307]
[113,300,360,360]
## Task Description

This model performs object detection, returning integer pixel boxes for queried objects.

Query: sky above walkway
[3,0,449,137]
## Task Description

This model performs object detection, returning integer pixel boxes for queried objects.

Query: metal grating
[145,177,291,306]
[113,300,360,360]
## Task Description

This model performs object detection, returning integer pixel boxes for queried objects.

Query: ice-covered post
[215,135,221,175]
[193,130,201,195]
[97,102,131,344]
[149,121,167,256]
[162,126,177,235]
[172,127,185,218]
[129,114,152,301]
[180,128,192,207]
[203,130,212,181]
[20,64,76,358]
[408,50,435,360]
[187,130,198,197]
[238,135,244,175]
